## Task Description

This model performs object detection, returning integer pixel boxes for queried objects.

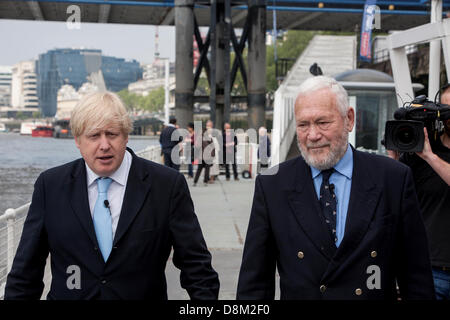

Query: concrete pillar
[175,0,194,128]
[247,0,266,130]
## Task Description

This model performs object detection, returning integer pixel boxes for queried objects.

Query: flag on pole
[360,0,378,62]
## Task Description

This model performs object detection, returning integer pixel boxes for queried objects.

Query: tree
[32,111,42,118]
[142,87,165,112]
[266,30,317,92]
[117,89,141,112]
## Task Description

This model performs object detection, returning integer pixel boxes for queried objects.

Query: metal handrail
[0,203,31,299]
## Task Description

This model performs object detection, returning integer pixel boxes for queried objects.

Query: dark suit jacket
[237,148,435,300]
[5,148,219,300]
[159,125,180,153]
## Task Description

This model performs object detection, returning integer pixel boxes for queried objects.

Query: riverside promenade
[166,176,257,300]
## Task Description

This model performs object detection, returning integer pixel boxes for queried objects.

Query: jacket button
[355,288,362,296]
[371,251,377,258]
[297,251,304,259]
[101,279,107,284]
[320,285,326,293]
[113,246,118,250]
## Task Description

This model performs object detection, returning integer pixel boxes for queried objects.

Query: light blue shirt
[310,144,353,247]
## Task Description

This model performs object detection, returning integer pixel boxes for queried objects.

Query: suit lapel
[323,149,381,280]
[287,158,337,260]
[113,149,152,246]
[69,159,99,247]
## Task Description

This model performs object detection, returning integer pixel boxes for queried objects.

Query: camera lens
[394,124,417,148]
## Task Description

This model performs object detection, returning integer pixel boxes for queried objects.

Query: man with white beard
[237,76,435,300]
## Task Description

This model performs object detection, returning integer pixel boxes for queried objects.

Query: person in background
[206,120,220,183]
[159,116,181,171]
[257,126,271,173]
[388,84,450,299]
[193,126,215,187]
[223,122,239,181]
[185,122,195,179]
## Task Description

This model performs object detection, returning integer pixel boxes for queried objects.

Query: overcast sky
[0,19,176,66]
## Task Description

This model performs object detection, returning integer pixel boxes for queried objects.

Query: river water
[0,133,159,214]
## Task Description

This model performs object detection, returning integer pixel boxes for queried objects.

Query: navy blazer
[237,148,435,300]
[159,125,180,153]
[5,148,219,300]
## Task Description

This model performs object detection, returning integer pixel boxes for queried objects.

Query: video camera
[383,95,450,152]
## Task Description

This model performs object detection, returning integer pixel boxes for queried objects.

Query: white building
[128,76,175,97]
[56,82,99,119]
[0,66,12,107]
[11,60,39,110]
[142,60,175,81]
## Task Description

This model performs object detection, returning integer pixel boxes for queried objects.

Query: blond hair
[70,91,133,137]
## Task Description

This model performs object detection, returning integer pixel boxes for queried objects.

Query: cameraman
[388,86,450,299]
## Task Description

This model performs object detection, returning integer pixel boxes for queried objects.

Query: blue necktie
[93,177,113,262]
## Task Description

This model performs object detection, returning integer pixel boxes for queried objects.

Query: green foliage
[15,111,27,120]
[32,111,42,118]
[143,87,165,112]
[266,30,317,92]
[117,88,165,113]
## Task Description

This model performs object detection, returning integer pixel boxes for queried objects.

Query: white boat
[20,121,46,135]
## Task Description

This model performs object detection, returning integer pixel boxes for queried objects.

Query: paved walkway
[166,175,255,300]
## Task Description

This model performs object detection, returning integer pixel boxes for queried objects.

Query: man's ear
[74,136,80,149]
[346,107,355,131]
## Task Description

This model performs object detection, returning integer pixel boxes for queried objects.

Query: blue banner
[360,0,378,62]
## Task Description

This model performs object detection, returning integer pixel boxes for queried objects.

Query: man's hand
[415,127,433,162]
[415,127,450,186]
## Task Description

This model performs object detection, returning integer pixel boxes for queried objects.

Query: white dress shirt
[85,150,132,239]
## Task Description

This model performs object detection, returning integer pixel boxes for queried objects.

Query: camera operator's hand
[416,127,450,186]
[415,127,433,161]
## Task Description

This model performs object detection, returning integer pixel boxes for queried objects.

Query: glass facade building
[37,49,142,116]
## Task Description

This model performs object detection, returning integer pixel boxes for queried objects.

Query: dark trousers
[163,151,180,171]
[225,163,238,179]
[194,163,210,184]
[188,163,194,177]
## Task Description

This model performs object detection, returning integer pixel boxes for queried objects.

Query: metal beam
[230,22,248,92]
[210,0,217,124]
[388,20,450,49]
[160,8,175,25]
[27,1,44,20]
[231,8,247,25]
[389,46,414,107]
[193,17,211,89]
[285,11,322,30]
[224,0,232,124]
[428,0,442,99]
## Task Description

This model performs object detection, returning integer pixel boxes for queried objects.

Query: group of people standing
[159,118,271,186]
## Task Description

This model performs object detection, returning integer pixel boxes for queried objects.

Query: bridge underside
[0,1,443,32]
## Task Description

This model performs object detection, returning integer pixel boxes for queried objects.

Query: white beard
[297,129,349,170]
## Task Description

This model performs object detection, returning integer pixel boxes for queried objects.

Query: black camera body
[384,95,450,152]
